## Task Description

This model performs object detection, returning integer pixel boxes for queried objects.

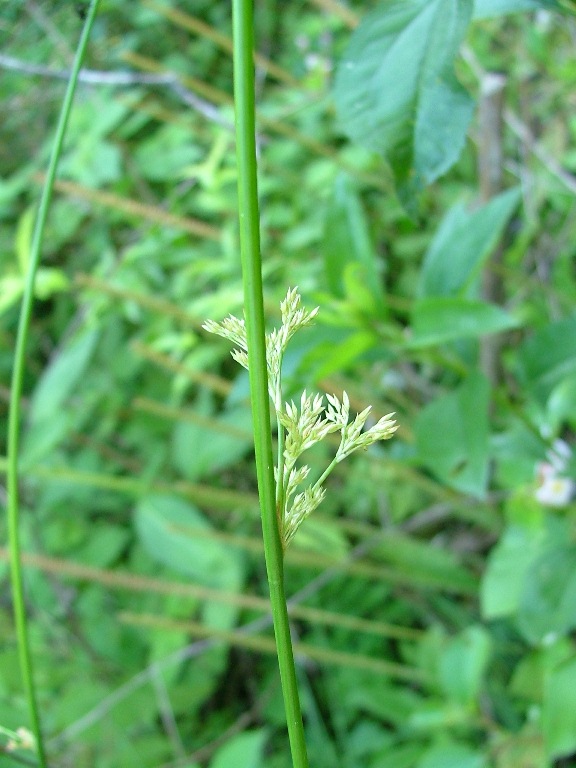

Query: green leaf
[414,372,490,496]
[305,329,375,379]
[492,422,547,488]
[418,743,487,768]
[35,267,70,299]
[543,654,576,759]
[417,189,521,297]
[510,637,573,702]
[0,275,24,316]
[333,0,474,201]
[62,139,123,187]
[323,173,383,309]
[482,508,576,643]
[516,544,576,644]
[372,743,427,768]
[0,268,68,318]
[481,517,547,620]
[171,404,253,482]
[134,494,229,583]
[28,328,99,424]
[407,297,519,347]
[209,730,267,768]
[409,702,475,731]
[438,626,492,705]
[74,524,131,568]
[295,515,350,558]
[473,0,564,18]
[517,316,576,403]
[134,496,244,631]
[134,123,202,182]
[20,409,73,467]
[372,534,477,593]
[546,376,576,430]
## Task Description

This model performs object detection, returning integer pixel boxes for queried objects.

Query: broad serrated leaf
[418,188,521,297]
[333,0,474,202]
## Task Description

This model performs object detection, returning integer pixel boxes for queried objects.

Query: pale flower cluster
[203,288,317,411]
[3,726,36,753]
[203,288,397,548]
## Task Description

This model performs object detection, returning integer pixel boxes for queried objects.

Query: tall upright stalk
[230,1,310,766]
[6,3,101,764]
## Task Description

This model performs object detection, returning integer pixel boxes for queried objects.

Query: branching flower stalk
[231,1,310,764]
[204,287,398,550]
[0,725,36,755]
[230,4,395,764]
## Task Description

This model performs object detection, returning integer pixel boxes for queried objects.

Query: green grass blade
[6,2,102,764]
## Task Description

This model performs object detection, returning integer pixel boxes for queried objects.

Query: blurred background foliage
[1,0,576,766]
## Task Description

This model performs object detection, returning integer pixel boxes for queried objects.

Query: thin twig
[503,108,576,195]
[478,71,507,388]
[0,53,173,84]
[150,669,187,761]
[308,0,359,28]
[0,53,233,130]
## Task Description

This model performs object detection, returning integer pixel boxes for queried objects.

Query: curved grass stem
[6,2,101,764]
[231,1,309,766]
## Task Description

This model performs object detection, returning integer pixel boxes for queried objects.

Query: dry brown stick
[477,72,507,388]
[118,612,427,681]
[308,0,359,27]
[35,176,221,240]
[145,0,299,86]
[0,546,421,640]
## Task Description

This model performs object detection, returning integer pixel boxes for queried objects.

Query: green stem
[314,456,340,491]
[276,415,286,517]
[274,372,286,526]
[231,2,309,766]
[6,3,101,765]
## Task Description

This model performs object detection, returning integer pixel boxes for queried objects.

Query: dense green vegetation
[1,0,576,766]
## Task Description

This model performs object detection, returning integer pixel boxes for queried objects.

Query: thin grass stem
[6,2,101,764]
[231,1,310,765]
